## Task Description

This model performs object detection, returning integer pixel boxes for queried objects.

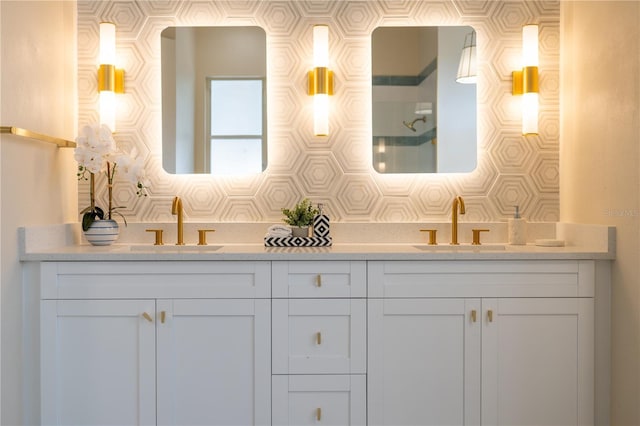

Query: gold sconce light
[98,22,125,131]
[308,25,334,136]
[512,24,539,135]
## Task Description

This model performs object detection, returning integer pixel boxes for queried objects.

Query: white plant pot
[83,219,120,246]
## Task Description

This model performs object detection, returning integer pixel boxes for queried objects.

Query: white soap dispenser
[508,205,527,245]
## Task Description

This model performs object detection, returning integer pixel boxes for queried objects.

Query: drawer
[272,261,366,298]
[272,299,366,374]
[40,261,271,299]
[272,375,366,426]
[368,260,595,298]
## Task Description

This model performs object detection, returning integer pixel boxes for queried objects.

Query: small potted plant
[281,198,319,237]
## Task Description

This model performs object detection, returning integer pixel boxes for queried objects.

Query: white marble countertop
[20,241,615,262]
[18,222,616,262]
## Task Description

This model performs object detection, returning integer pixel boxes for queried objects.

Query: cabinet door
[272,374,366,426]
[41,299,156,426]
[481,298,594,426]
[156,299,271,426]
[368,298,481,426]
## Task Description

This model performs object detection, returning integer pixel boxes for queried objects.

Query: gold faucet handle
[145,229,164,246]
[471,229,490,245]
[420,229,438,245]
[197,229,216,246]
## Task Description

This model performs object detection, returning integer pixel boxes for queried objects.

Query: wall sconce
[512,24,539,135]
[456,30,477,84]
[308,25,334,136]
[98,22,124,131]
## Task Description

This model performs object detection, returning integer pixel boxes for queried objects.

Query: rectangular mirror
[372,26,477,173]
[161,26,267,175]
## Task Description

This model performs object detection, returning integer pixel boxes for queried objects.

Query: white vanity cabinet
[34,255,606,426]
[367,260,595,426]
[271,261,367,426]
[39,261,271,426]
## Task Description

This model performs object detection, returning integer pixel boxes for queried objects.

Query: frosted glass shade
[456,31,477,84]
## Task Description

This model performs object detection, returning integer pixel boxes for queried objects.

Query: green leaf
[81,208,105,231]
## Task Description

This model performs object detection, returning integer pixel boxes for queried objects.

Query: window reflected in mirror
[161,26,267,175]
[208,78,265,175]
[372,26,477,174]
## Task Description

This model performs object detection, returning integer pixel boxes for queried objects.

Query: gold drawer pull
[316,407,322,421]
[488,309,494,322]
[316,332,322,345]
[142,312,153,323]
[471,310,477,323]
[316,274,322,287]
[160,311,166,324]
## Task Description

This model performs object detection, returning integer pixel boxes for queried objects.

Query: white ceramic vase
[83,219,120,246]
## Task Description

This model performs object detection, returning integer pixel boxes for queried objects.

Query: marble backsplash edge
[556,223,617,256]
[20,221,616,253]
[19,221,565,250]
[19,223,82,255]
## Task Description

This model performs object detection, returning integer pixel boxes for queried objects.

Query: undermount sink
[128,244,223,252]
[413,244,506,251]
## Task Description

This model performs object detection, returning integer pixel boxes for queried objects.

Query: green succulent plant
[281,198,319,227]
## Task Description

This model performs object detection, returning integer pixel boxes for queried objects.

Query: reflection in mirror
[161,26,267,174]
[372,26,477,174]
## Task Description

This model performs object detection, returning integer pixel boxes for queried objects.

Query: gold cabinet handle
[142,312,153,322]
[316,331,322,345]
[316,407,322,421]
[471,310,477,323]
[315,274,322,287]
[487,309,494,322]
[160,311,166,324]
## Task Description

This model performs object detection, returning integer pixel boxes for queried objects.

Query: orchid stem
[107,163,113,220]
[90,172,96,212]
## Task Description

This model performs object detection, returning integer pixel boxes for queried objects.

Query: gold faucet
[171,196,184,245]
[450,195,466,245]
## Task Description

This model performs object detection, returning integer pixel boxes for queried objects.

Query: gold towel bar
[0,126,76,148]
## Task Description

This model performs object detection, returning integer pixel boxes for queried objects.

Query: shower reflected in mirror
[402,116,427,132]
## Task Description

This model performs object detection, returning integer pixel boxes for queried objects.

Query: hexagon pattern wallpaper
[77,0,560,223]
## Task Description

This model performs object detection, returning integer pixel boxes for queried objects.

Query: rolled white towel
[266,224,292,238]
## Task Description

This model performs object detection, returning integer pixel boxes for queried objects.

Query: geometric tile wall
[77,0,559,223]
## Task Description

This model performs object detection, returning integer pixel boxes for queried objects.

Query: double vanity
[20,222,613,426]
